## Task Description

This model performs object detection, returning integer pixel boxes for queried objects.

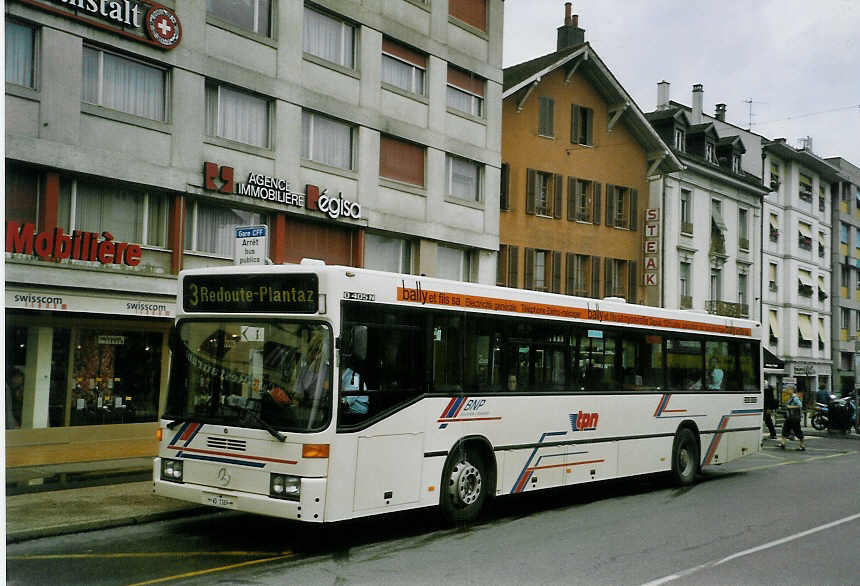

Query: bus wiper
[241,410,286,442]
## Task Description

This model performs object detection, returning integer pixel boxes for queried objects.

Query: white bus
[154,259,762,524]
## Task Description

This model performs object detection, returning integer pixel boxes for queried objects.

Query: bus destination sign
[183,273,319,313]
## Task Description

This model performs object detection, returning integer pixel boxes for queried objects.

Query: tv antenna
[743,98,767,130]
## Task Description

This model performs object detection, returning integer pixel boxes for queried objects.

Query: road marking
[8,551,286,560]
[732,450,856,473]
[640,512,860,586]
[126,552,296,585]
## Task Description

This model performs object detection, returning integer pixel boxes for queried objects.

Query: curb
[6,506,210,545]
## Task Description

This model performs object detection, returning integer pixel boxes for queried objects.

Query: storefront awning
[769,214,779,230]
[712,209,727,232]
[818,232,827,247]
[763,347,785,370]
[798,270,813,287]
[818,319,827,345]
[768,311,780,338]
[818,275,827,291]
[798,222,812,239]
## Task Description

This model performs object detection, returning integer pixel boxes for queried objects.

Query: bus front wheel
[440,445,487,524]
[671,428,699,486]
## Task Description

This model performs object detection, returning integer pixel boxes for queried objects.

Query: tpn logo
[570,410,599,431]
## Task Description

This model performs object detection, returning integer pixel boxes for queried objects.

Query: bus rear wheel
[671,428,699,486]
[440,446,487,524]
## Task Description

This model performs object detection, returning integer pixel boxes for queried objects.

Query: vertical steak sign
[20,0,182,50]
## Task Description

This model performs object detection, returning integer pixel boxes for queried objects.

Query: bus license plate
[203,492,236,509]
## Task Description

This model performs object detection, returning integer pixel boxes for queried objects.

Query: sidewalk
[5,459,206,544]
[5,426,858,544]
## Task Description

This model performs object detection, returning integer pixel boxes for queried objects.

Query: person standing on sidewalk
[763,384,777,439]
[780,389,805,451]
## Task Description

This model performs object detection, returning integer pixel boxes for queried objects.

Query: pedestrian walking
[763,383,777,439]
[780,388,805,451]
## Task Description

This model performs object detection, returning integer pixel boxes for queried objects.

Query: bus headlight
[270,473,300,501]
[161,458,184,483]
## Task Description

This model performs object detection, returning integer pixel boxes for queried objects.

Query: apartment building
[762,139,840,399]
[4,0,503,465]
[499,6,680,303]
[825,157,860,395]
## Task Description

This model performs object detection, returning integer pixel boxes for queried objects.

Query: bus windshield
[165,319,332,432]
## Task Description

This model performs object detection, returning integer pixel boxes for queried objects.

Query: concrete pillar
[21,327,53,428]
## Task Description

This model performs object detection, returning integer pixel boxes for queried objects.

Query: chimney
[557,2,585,51]
[691,84,703,124]
[715,103,726,122]
[657,81,670,110]
[800,136,813,152]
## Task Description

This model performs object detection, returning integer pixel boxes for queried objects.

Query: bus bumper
[153,460,327,522]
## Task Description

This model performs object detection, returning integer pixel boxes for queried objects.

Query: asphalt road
[7,435,859,585]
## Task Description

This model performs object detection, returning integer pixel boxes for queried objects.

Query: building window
[606,185,637,229]
[447,65,484,117]
[302,110,353,170]
[710,268,722,301]
[570,178,593,222]
[5,166,39,227]
[798,269,813,297]
[732,154,742,173]
[206,84,271,148]
[680,261,691,308]
[382,38,426,96]
[769,162,780,191]
[607,258,629,298]
[769,213,779,241]
[738,208,749,250]
[446,154,481,202]
[674,128,685,151]
[769,262,778,291]
[705,140,716,163]
[798,221,813,250]
[566,253,591,296]
[365,233,411,273]
[680,189,692,233]
[534,250,547,291]
[207,0,271,36]
[768,310,779,345]
[524,248,560,292]
[303,6,355,69]
[571,104,594,146]
[738,273,747,307]
[840,222,848,244]
[379,135,425,187]
[72,180,168,247]
[819,231,827,258]
[185,201,266,257]
[448,0,487,32]
[526,170,561,217]
[437,245,471,282]
[497,244,519,287]
[819,185,826,212]
[82,46,166,121]
[799,173,813,202]
[538,96,554,137]
[841,308,850,330]
[842,265,850,288]
[6,20,36,88]
[500,163,510,211]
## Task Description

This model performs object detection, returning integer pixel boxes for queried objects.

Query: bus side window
[704,340,735,391]
[641,334,664,391]
[432,313,462,392]
[739,341,759,392]
[667,337,703,390]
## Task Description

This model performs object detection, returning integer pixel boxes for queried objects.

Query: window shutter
[605,184,615,227]
[591,256,601,298]
[539,97,554,136]
[593,183,601,225]
[553,174,563,219]
[496,244,508,286]
[605,257,612,297]
[552,251,562,293]
[524,248,535,290]
[571,104,580,144]
[500,163,510,211]
[566,252,575,294]
[585,108,593,146]
[630,189,638,230]
[567,177,576,221]
[628,260,637,302]
[526,169,536,215]
[509,245,519,287]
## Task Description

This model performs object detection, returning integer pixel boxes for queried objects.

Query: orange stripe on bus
[396,287,752,336]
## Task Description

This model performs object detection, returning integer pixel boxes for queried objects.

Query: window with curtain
[365,233,411,273]
[6,20,36,88]
[73,181,168,247]
[382,39,425,96]
[207,0,271,36]
[446,65,484,117]
[446,155,481,202]
[206,84,271,148]
[437,245,470,282]
[303,6,355,69]
[185,201,267,257]
[379,135,425,186]
[82,46,166,121]
[301,110,353,170]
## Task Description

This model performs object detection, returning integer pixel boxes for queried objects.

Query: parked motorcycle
[819,396,859,434]
[811,401,829,431]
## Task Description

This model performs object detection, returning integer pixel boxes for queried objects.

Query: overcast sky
[503,0,860,169]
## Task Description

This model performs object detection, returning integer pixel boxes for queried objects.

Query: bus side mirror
[344,325,367,362]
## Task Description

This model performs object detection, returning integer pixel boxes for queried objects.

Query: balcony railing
[705,300,749,318]
[681,221,694,234]
[739,237,750,250]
